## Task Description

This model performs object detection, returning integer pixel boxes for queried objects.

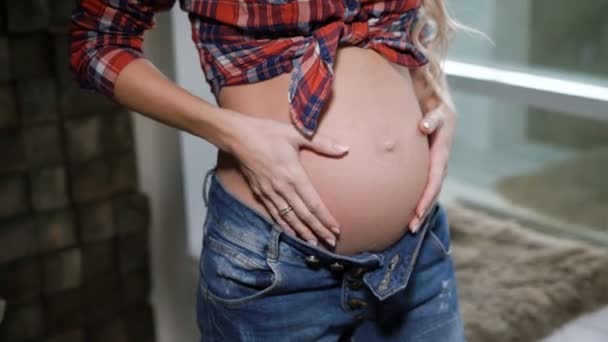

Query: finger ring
[279,205,293,216]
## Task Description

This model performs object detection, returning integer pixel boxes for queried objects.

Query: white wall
[132,8,202,342]
[169,8,219,260]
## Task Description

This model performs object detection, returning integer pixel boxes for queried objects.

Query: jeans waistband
[202,166,441,301]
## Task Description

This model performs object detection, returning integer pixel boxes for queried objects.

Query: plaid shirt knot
[70,0,429,137]
[289,9,427,136]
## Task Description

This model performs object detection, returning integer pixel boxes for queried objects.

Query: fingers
[409,150,448,232]
[419,106,445,135]
[253,171,339,247]
[258,194,297,237]
[255,185,318,245]
[299,133,349,157]
[244,172,300,239]
[408,190,440,233]
[236,125,344,248]
[272,177,339,248]
[293,178,341,236]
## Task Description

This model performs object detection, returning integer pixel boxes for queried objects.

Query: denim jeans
[196,167,466,342]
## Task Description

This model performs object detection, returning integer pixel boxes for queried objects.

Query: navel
[383,140,397,152]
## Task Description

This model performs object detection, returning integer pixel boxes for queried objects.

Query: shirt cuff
[81,46,145,99]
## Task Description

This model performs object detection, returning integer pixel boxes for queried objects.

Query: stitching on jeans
[409,313,461,341]
[405,203,441,271]
[361,203,441,301]
[211,171,283,231]
[209,171,349,264]
[202,259,283,308]
[428,230,452,256]
[208,211,302,265]
[206,210,266,255]
[206,234,269,270]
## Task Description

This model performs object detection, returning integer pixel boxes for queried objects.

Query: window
[449,0,608,83]
[444,0,608,242]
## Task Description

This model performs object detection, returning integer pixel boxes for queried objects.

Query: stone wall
[0,1,156,341]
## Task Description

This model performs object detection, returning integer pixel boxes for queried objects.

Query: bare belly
[215,46,430,255]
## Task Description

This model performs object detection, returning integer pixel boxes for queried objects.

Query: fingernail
[334,144,349,152]
[422,121,431,130]
[409,218,420,232]
[411,223,421,233]
[307,239,318,246]
[330,226,340,234]
[325,238,336,247]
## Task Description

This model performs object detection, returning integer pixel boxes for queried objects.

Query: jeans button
[347,298,368,310]
[304,255,320,266]
[329,261,345,271]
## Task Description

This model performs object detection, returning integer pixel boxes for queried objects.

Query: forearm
[113,58,238,153]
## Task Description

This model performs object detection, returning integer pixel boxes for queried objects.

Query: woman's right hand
[225,111,349,248]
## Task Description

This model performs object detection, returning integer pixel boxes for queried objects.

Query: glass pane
[448,0,608,85]
[445,89,608,240]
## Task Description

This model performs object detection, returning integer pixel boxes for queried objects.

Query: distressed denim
[196,167,466,342]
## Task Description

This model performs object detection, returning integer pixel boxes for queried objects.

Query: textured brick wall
[0,1,156,341]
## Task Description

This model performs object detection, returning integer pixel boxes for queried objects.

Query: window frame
[445,60,608,123]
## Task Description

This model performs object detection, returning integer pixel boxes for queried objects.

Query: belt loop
[267,228,282,262]
[202,166,218,208]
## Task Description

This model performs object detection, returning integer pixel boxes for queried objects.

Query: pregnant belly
[215,46,430,255]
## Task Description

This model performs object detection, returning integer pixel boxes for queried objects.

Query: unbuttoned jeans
[196,167,466,342]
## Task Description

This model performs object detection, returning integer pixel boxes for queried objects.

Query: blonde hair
[411,0,471,106]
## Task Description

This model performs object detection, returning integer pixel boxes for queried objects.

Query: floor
[543,307,608,342]
[443,140,608,341]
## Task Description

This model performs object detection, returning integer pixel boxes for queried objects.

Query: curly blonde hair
[411,0,467,108]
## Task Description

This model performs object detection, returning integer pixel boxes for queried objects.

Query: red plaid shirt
[71,0,428,136]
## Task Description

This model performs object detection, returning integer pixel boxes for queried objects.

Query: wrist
[191,105,242,154]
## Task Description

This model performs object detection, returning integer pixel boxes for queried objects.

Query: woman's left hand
[408,102,457,232]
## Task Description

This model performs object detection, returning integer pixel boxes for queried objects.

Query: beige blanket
[448,204,608,342]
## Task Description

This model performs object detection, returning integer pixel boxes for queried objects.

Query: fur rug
[495,147,608,230]
[448,204,608,342]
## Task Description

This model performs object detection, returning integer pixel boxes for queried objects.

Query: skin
[410,68,457,232]
[112,57,454,245]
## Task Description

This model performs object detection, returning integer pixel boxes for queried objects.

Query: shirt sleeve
[70,0,176,98]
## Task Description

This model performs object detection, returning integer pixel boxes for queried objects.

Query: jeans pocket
[416,204,451,267]
[200,232,281,307]
[428,204,451,256]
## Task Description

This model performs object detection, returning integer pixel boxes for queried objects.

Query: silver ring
[279,205,294,216]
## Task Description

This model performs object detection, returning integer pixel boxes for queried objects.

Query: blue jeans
[196,167,466,342]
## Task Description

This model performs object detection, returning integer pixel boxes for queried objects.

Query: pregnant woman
[71,0,464,340]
